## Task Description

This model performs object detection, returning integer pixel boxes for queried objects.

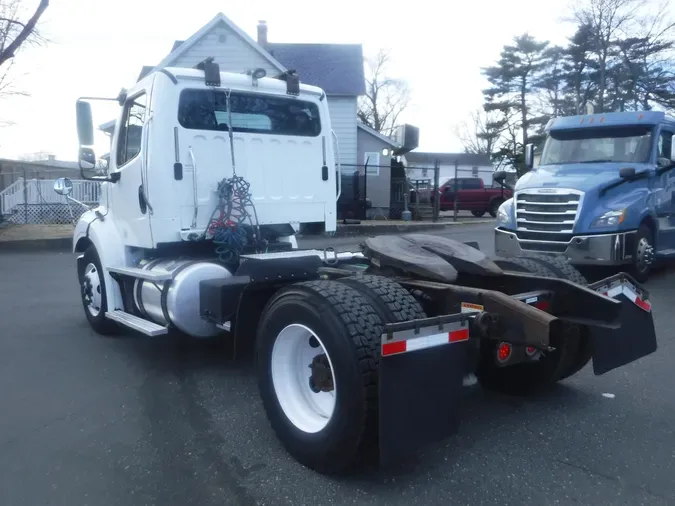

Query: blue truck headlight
[496,199,512,226]
[591,209,626,228]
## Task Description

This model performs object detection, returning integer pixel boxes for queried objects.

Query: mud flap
[589,275,657,375]
[378,314,470,463]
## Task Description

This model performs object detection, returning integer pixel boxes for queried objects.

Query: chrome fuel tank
[133,258,233,338]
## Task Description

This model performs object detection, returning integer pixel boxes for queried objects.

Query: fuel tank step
[105,310,168,336]
[107,265,173,281]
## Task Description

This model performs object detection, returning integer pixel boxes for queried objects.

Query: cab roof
[546,110,675,132]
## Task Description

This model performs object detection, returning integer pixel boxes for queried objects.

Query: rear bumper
[494,227,636,266]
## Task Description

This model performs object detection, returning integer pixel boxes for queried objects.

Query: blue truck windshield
[539,125,653,166]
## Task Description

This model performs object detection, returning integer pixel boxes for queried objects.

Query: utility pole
[432,159,440,222]
[453,159,458,222]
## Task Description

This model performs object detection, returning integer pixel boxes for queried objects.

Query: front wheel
[630,224,655,283]
[488,198,503,218]
[78,246,118,335]
[256,280,383,474]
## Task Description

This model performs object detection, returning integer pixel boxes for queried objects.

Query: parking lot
[1,224,674,506]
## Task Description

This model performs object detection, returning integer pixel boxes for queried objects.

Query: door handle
[138,184,147,214]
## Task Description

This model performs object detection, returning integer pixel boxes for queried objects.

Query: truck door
[461,177,484,210]
[655,127,675,251]
[108,90,153,248]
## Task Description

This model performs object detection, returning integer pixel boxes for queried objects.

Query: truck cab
[494,111,675,281]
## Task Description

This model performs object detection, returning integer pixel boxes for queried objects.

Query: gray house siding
[170,23,281,77]
[356,127,391,212]
[328,96,358,170]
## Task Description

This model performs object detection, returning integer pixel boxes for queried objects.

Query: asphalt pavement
[1,224,674,506]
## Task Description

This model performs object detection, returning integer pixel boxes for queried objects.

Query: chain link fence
[0,172,100,225]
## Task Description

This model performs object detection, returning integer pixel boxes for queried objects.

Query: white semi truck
[54,58,658,474]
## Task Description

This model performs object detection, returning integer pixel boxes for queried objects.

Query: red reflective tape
[449,328,469,343]
[635,297,651,312]
[382,340,406,356]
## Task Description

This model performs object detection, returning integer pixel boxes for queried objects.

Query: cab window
[116,93,147,168]
[657,129,673,160]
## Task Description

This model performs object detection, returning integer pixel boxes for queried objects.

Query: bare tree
[0,0,49,99]
[455,108,506,156]
[572,0,646,112]
[357,49,411,137]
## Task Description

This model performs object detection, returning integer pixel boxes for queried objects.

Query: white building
[403,152,496,187]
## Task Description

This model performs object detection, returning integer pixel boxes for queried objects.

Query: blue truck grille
[514,189,583,248]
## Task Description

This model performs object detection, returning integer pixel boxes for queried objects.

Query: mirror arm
[66,195,93,211]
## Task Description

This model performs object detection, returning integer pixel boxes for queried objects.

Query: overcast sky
[0,0,577,161]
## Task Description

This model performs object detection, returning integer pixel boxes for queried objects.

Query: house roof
[138,14,365,96]
[404,152,493,167]
[266,43,365,95]
[357,123,399,147]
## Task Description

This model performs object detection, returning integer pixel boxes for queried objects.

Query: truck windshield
[539,125,653,165]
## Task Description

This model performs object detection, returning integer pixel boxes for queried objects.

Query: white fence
[0,178,101,224]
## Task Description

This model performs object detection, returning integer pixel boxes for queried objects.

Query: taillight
[497,342,512,363]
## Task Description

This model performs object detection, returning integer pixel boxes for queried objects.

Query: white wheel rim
[270,324,337,433]
[82,262,102,317]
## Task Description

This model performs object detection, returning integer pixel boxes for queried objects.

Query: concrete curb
[0,237,72,253]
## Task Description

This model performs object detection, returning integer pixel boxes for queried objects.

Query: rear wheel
[256,280,383,474]
[477,256,588,394]
[336,274,426,324]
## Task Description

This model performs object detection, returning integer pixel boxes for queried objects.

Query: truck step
[105,310,168,336]
[107,265,173,281]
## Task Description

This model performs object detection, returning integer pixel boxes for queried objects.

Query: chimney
[257,20,268,46]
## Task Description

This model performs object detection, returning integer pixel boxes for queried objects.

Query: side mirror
[79,146,96,172]
[493,170,507,183]
[53,177,73,196]
[524,143,535,169]
[657,157,672,169]
[619,167,636,179]
[76,101,95,146]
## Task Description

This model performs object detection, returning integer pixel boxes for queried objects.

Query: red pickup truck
[438,177,512,217]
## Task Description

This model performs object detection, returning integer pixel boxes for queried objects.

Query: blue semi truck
[493,110,675,282]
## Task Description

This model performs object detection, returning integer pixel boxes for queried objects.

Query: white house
[402,152,496,187]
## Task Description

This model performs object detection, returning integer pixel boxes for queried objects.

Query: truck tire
[489,198,504,218]
[515,255,592,380]
[336,275,426,324]
[492,256,558,278]
[78,245,118,335]
[476,257,587,394]
[630,223,655,283]
[521,254,588,286]
[256,280,383,474]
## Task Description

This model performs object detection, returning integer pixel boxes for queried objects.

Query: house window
[364,151,380,176]
[471,166,479,177]
[178,89,321,137]
[116,92,147,168]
